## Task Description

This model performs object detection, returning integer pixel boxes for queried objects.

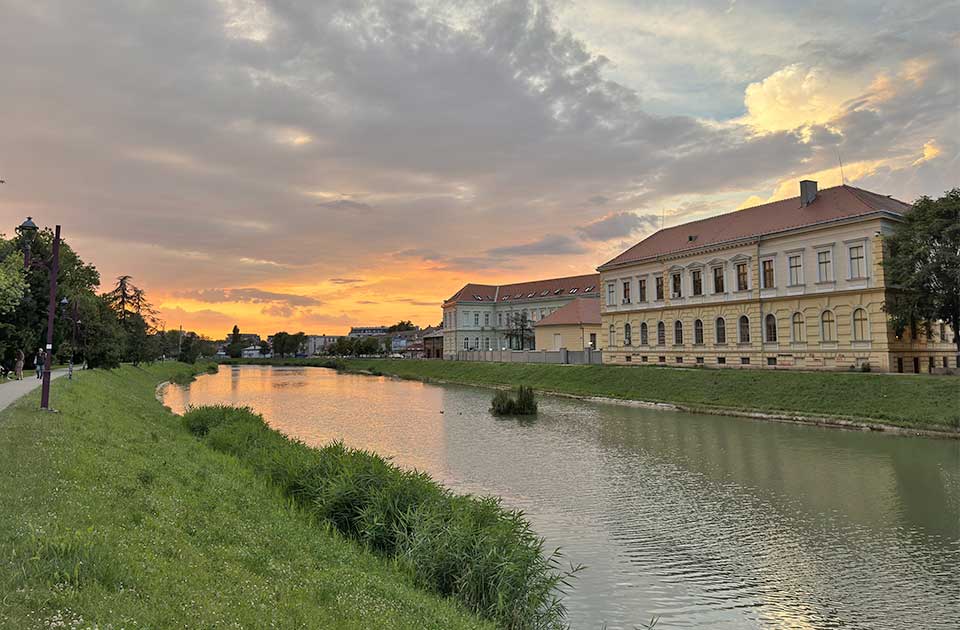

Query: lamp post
[16,217,61,410]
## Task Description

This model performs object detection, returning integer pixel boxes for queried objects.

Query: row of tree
[0,226,215,370]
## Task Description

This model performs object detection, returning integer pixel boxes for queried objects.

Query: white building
[441,274,600,358]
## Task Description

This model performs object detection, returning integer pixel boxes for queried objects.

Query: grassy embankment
[0,363,496,630]
[221,357,960,431]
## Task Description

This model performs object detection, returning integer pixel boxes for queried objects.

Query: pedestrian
[35,348,44,380]
[15,349,25,380]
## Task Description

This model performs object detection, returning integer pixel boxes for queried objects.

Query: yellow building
[534,298,602,351]
[597,181,957,372]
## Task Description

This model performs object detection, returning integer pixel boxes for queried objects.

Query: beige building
[534,298,602,351]
[442,274,600,358]
[598,181,956,372]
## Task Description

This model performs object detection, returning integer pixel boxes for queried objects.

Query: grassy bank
[0,363,493,630]
[183,405,572,629]
[230,358,959,431]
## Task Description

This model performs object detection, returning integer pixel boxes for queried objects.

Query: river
[162,364,960,629]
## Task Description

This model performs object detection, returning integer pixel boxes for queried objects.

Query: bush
[182,404,571,629]
[491,385,538,416]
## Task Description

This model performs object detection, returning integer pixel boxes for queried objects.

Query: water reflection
[163,365,960,630]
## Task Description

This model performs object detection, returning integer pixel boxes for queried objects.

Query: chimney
[800,180,818,207]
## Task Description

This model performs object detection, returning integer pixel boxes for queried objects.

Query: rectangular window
[696,356,704,364]
[849,245,865,278]
[762,259,774,288]
[498,313,503,326]
[474,313,479,326]
[692,270,702,296]
[817,250,832,282]
[625,355,632,362]
[675,357,683,364]
[655,276,664,301]
[638,278,647,302]
[671,273,682,298]
[589,333,596,348]
[484,313,489,326]
[607,283,616,306]
[736,263,748,291]
[788,255,802,285]
[717,357,726,365]
[622,280,631,304]
[658,356,665,363]
[713,267,724,293]
[767,357,777,366]
[641,355,648,362]
[741,357,750,365]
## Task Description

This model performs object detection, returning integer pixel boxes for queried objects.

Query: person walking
[14,349,25,380]
[35,348,44,380]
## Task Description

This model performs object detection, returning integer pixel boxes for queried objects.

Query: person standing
[14,349,25,380]
[35,348,44,380]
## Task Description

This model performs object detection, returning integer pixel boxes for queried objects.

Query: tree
[884,188,960,352]
[504,312,534,350]
[231,324,241,345]
[259,340,271,356]
[83,295,126,369]
[387,320,415,332]
[0,251,26,314]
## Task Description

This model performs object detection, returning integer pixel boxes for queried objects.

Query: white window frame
[815,245,835,283]
[654,275,665,301]
[820,310,836,342]
[735,262,749,292]
[787,253,803,286]
[691,268,703,296]
[712,265,726,294]
[738,315,751,344]
[852,308,869,341]
[791,312,804,342]
[760,257,776,289]
[622,279,632,304]
[846,240,868,280]
[606,283,616,306]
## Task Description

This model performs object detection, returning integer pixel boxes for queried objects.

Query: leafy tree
[358,336,380,356]
[231,324,241,345]
[884,188,960,351]
[504,312,534,350]
[387,320,415,332]
[259,340,271,356]
[0,252,26,314]
[269,331,306,357]
[83,295,126,369]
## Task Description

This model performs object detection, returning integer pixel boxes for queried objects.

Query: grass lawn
[329,359,960,431]
[0,363,491,630]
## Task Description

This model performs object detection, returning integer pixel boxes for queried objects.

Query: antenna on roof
[836,147,846,186]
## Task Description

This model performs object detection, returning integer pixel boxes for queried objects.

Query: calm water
[163,365,960,629]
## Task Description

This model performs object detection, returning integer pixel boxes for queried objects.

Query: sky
[1,0,957,338]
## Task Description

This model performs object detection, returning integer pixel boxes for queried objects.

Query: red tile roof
[535,298,601,327]
[599,185,910,270]
[444,273,600,305]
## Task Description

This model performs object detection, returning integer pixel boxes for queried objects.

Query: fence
[454,348,602,365]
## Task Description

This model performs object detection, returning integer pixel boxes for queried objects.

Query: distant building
[241,345,271,359]
[423,328,444,359]
[441,273,600,358]
[348,326,389,338]
[226,332,261,345]
[304,335,339,355]
[599,181,957,372]
[388,328,423,351]
[534,298,602,351]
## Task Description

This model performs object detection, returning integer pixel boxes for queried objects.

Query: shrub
[183,404,571,629]
[491,385,538,416]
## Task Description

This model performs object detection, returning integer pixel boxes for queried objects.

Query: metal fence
[453,348,602,365]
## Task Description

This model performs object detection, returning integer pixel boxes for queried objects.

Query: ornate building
[598,181,956,372]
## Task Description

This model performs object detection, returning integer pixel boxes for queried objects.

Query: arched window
[484,337,490,350]
[674,320,683,345]
[463,337,469,350]
[609,324,616,347]
[657,321,666,346]
[765,313,777,342]
[738,315,750,343]
[694,319,704,345]
[624,322,632,346]
[716,317,726,344]
[792,313,804,342]
[474,337,480,350]
[821,310,836,342]
[640,322,648,345]
[852,308,868,341]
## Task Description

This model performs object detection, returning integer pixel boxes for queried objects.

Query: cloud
[486,234,587,258]
[176,288,321,306]
[316,199,374,212]
[577,212,659,241]
[329,278,364,285]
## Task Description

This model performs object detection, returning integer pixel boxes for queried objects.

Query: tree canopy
[884,188,960,351]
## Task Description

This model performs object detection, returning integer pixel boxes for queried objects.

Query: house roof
[444,273,600,306]
[535,298,601,327]
[599,185,910,270]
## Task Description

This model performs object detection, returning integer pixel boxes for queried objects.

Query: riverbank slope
[222,358,958,433]
[0,363,492,630]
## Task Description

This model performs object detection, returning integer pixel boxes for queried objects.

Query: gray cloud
[486,234,587,258]
[177,288,321,306]
[317,200,373,212]
[329,278,364,285]
[578,212,659,241]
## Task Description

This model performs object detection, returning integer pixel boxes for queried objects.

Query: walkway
[0,370,69,413]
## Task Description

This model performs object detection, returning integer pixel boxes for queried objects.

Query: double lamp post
[15,217,61,411]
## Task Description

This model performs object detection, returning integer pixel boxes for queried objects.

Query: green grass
[182,405,574,629]
[0,363,493,630]
[308,359,960,431]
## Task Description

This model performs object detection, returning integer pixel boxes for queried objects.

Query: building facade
[534,298,602,351]
[348,326,389,338]
[598,182,956,372]
[442,274,600,359]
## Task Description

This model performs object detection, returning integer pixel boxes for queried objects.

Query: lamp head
[16,217,39,242]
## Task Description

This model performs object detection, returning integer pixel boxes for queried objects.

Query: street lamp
[16,217,61,410]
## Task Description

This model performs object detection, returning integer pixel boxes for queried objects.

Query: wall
[454,349,603,365]
[534,324,601,351]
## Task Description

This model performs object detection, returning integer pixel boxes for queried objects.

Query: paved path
[0,370,69,413]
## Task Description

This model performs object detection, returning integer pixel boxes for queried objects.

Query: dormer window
[554,289,563,294]
[528,292,535,298]
[474,295,483,301]
[570,288,578,294]
[585,286,595,292]
[540,290,550,296]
